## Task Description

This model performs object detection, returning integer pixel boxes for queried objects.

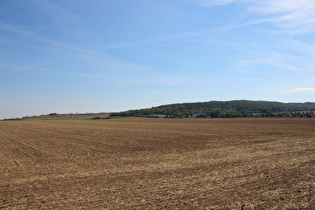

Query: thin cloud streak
[0,22,101,57]
[288,88,315,93]
[0,23,152,74]
[193,0,239,6]
[234,51,303,73]
[0,63,112,79]
[106,19,268,49]
[31,0,85,30]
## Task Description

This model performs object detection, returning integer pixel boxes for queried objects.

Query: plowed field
[0,118,314,209]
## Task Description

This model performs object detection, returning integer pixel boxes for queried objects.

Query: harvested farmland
[0,118,314,209]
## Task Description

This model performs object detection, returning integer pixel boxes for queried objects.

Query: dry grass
[0,118,314,209]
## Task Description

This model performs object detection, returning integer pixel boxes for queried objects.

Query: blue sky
[1,0,315,119]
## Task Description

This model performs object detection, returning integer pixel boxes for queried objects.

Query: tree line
[110,100,315,118]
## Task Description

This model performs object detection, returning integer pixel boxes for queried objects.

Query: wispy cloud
[235,51,302,72]
[31,84,65,88]
[0,22,94,56]
[192,0,239,6]
[251,0,315,34]
[288,88,315,93]
[31,0,84,30]
[193,0,315,34]
[0,22,151,74]
[106,19,267,49]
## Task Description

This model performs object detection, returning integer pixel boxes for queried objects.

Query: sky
[1,0,315,119]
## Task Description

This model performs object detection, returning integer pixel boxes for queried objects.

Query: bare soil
[0,118,314,209]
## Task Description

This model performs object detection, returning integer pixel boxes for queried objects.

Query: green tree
[210,108,222,118]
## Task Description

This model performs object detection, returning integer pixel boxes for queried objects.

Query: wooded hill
[110,100,315,118]
[4,100,314,121]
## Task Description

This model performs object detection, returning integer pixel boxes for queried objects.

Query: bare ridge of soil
[0,118,314,209]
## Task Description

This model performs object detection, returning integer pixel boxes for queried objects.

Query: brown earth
[0,118,314,209]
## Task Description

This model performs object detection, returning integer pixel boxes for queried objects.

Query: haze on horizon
[1,0,315,119]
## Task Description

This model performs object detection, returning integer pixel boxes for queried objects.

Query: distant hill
[110,100,315,118]
[3,100,315,121]
[2,113,111,121]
